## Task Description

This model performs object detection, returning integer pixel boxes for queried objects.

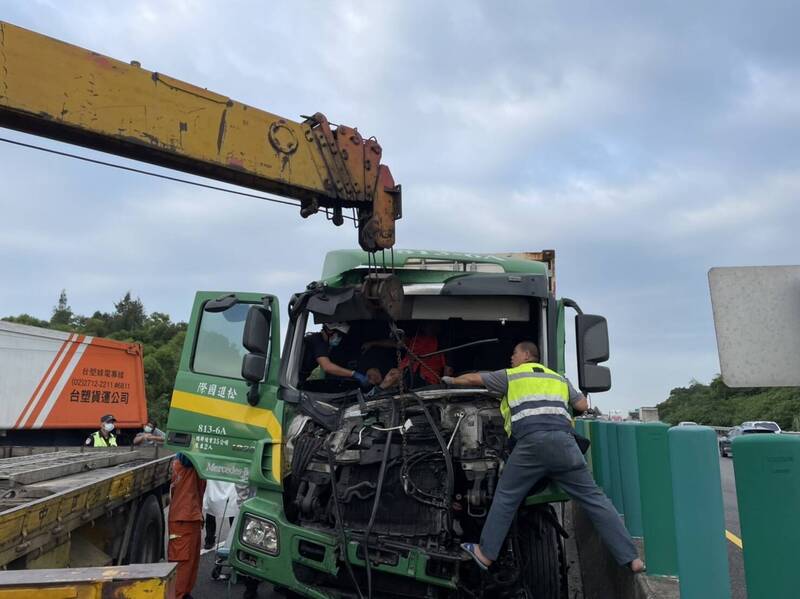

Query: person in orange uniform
[168,453,207,599]
[397,321,452,385]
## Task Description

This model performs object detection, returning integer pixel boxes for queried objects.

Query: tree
[113,292,146,333]
[657,375,800,430]
[50,289,73,327]
[3,313,50,328]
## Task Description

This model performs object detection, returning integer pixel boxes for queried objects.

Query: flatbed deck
[0,446,172,568]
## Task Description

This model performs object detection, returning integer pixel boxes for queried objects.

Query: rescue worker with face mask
[299,322,369,385]
[133,419,166,446]
[85,414,118,447]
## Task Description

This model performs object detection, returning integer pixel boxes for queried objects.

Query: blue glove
[352,371,369,386]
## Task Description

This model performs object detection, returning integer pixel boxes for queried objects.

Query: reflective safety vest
[500,362,571,438]
[91,431,118,447]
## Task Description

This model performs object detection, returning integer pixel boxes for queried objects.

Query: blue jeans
[480,429,637,565]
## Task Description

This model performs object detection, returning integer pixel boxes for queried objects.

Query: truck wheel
[517,506,567,599]
[127,494,164,564]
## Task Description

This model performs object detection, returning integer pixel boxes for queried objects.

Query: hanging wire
[0,136,361,221]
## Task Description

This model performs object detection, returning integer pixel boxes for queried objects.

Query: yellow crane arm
[0,21,400,250]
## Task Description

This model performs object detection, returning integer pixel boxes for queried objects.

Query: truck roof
[321,249,550,283]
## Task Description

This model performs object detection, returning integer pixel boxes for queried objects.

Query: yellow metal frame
[0,563,175,598]
[0,21,399,249]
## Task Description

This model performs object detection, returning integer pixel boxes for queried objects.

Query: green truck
[165,249,611,599]
[0,22,613,598]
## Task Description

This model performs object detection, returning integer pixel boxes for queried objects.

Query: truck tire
[517,506,567,599]
[127,494,164,564]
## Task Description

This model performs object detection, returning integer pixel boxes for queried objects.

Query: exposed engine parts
[285,390,506,549]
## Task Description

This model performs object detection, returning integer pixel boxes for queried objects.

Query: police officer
[443,341,645,574]
[85,414,118,447]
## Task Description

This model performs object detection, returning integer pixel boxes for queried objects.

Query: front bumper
[229,494,461,598]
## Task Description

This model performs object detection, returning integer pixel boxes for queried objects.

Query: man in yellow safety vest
[85,414,118,447]
[443,341,644,574]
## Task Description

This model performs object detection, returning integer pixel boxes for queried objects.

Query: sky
[1,1,799,413]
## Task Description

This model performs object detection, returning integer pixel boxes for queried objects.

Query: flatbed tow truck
[0,446,173,595]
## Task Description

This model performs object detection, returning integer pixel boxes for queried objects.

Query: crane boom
[0,21,400,250]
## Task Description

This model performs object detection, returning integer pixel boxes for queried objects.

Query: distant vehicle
[719,424,777,457]
[741,420,782,433]
[677,421,698,426]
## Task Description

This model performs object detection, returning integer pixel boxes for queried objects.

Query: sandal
[460,542,490,571]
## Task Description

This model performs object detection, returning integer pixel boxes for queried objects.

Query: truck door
[166,292,283,491]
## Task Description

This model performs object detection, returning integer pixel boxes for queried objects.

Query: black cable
[326,442,365,599]
[0,136,360,221]
[363,428,394,599]
[362,400,398,598]
[410,392,454,533]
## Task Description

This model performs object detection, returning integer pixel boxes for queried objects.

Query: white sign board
[708,266,800,387]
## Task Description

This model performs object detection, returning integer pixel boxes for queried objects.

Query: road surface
[720,454,746,599]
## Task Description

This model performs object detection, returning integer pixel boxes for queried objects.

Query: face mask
[144,425,153,433]
[329,333,342,347]
[103,422,115,433]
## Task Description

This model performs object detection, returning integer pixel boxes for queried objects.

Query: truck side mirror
[576,314,611,393]
[241,305,272,405]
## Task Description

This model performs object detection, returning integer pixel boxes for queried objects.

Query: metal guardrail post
[635,422,677,576]
[733,434,800,597]
[606,422,625,515]
[617,422,643,537]
[669,426,731,598]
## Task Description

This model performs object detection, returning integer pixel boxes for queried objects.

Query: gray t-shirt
[480,369,583,407]
[135,427,165,446]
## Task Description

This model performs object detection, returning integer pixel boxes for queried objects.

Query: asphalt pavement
[191,517,275,599]
[719,454,747,599]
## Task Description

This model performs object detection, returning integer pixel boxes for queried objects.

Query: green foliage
[3,313,51,328]
[657,376,800,430]
[50,289,73,327]
[3,291,186,427]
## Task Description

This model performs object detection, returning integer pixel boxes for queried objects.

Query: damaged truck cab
[166,249,611,599]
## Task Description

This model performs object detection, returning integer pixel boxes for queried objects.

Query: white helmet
[325,322,351,335]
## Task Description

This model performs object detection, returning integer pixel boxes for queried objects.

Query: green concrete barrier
[669,426,730,599]
[635,422,677,576]
[733,434,800,598]
[617,422,643,537]
[606,422,625,514]
[589,420,607,491]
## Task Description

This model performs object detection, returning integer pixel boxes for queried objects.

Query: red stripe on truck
[13,335,73,428]
[23,335,85,429]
